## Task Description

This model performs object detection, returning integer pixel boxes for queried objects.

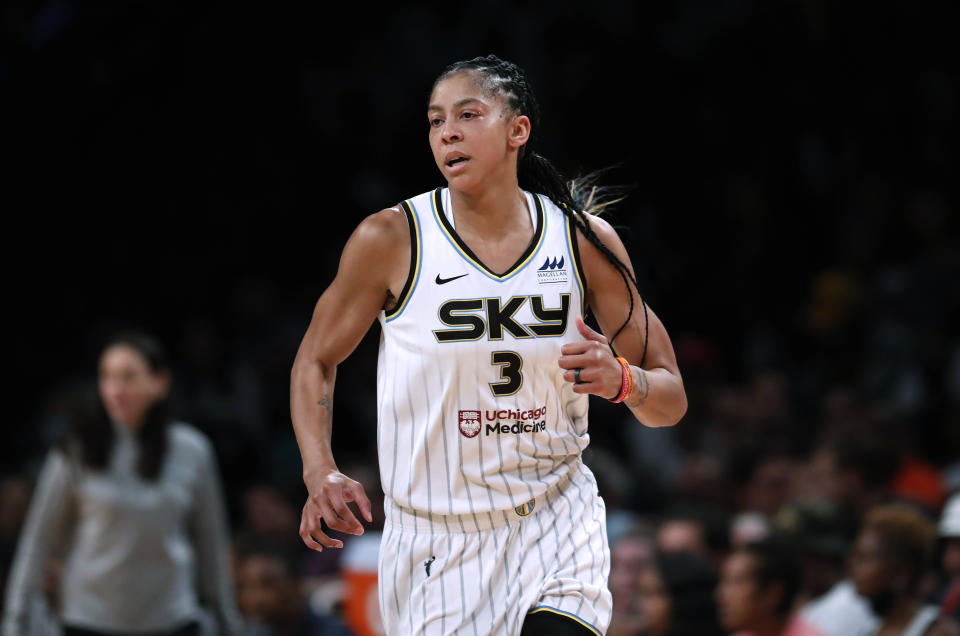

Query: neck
[746,615,788,636]
[111,417,142,435]
[448,176,529,238]
[880,597,922,632]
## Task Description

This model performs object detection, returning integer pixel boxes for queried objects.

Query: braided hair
[434,55,650,366]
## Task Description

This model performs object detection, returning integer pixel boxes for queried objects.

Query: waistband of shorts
[383,462,579,533]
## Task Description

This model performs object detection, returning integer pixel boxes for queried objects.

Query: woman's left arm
[558,213,687,428]
[189,438,245,636]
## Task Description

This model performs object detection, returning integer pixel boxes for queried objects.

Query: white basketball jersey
[376,187,591,515]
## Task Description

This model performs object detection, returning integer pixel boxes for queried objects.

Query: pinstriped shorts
[378,463,612,636]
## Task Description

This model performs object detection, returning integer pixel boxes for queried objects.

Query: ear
[152,370,172,399]
[507,114,531,150]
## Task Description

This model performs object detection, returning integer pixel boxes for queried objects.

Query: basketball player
[290,55,687,635]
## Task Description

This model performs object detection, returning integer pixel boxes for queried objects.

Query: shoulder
[535,194,623,256]
[572,210,620,249]
[36,446,77,480]
[357,205,410,238]
[167,422,214,459]
[928,615,960,636]
[346,205,412,253]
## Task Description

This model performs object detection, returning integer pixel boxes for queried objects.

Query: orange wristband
[609,357,633,403]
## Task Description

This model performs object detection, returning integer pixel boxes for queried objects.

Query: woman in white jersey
[290,55,687,635]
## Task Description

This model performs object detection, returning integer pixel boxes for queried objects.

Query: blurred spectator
[793,579,877,636]
[715,538,801,636]
[850,503,960,636]
[656,501,730,568]
[608,528,657,636]
[729,511,770,549]
[937,494,960,621]
[234,541,351,636]
[814,433,904,520]
[771,500,854,606]
[236,482,301,549]
[637,551,724,636]
[1,331,243,636]
[774,499,877,636]
[0,475,32,590]
[730,442,802,518]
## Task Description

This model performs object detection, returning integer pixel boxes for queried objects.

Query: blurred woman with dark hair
[1,331,244,636]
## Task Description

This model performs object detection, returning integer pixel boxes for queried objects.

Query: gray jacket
[2,423,244,636]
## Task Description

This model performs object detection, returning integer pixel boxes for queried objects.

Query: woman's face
[715,551,759,632]
[610,536,654,613]
[638,567,670,636]
[98,344,168,429]
[849,528,893,599]
[427,72,529,195]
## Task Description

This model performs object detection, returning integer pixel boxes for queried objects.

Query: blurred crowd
[0,244,957,635]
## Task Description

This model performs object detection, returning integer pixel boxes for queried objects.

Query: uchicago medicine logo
[458,406,547,438]
[458,410,482,438]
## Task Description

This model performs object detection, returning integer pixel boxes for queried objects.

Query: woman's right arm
[2,450,77,636]
[290,207,409,552]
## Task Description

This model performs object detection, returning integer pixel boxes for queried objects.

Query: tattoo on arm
[625,368,650,408]
[317,396,332,416]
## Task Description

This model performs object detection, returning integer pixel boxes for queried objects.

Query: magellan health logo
[458,410,482,438]
[537,255,568,284]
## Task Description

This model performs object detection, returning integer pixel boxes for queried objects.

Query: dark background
[4,1,959,520]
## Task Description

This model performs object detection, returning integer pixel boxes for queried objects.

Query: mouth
[445,154,469,168]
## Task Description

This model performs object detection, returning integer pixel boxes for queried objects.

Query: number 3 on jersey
[489,351,523,396]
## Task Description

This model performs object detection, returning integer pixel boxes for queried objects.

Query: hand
[558,316,623,400]
[299,468,373,551]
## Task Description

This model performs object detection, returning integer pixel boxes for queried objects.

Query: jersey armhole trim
[564,211,588,314]
[384,199,421,322]
[527,606,602,636]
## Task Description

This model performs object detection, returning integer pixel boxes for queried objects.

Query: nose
[441,121,462,144]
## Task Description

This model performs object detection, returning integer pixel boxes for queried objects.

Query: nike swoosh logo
[435,273,468,285]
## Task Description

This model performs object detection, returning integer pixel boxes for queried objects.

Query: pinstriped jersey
[376,187,592,516]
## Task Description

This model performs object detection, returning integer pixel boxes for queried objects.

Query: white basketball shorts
[377,463,612,636]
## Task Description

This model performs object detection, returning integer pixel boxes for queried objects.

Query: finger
[309,515,343,548]
[345,482,374,523]
[299,525,325,551]
[299,526,324,552]
[306,524,344,549]
[559,341,595,357]
[571,381,606,395]
[576,316,608,344]
[331,496,364,535]
[313,497,342,531]
[322,488,364,534]
[563,368,596,384]
[301,513,342,551]
[558,352,595,370]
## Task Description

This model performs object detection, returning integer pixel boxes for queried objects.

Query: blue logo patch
[537,255,568,284]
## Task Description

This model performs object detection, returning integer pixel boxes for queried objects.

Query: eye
[429,117,443,127]
[461,111,477,119]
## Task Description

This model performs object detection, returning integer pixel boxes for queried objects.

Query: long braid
[435,55,650,366]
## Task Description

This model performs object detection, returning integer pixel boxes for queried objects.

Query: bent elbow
[655,389,687,428]
[673,390,688,425]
